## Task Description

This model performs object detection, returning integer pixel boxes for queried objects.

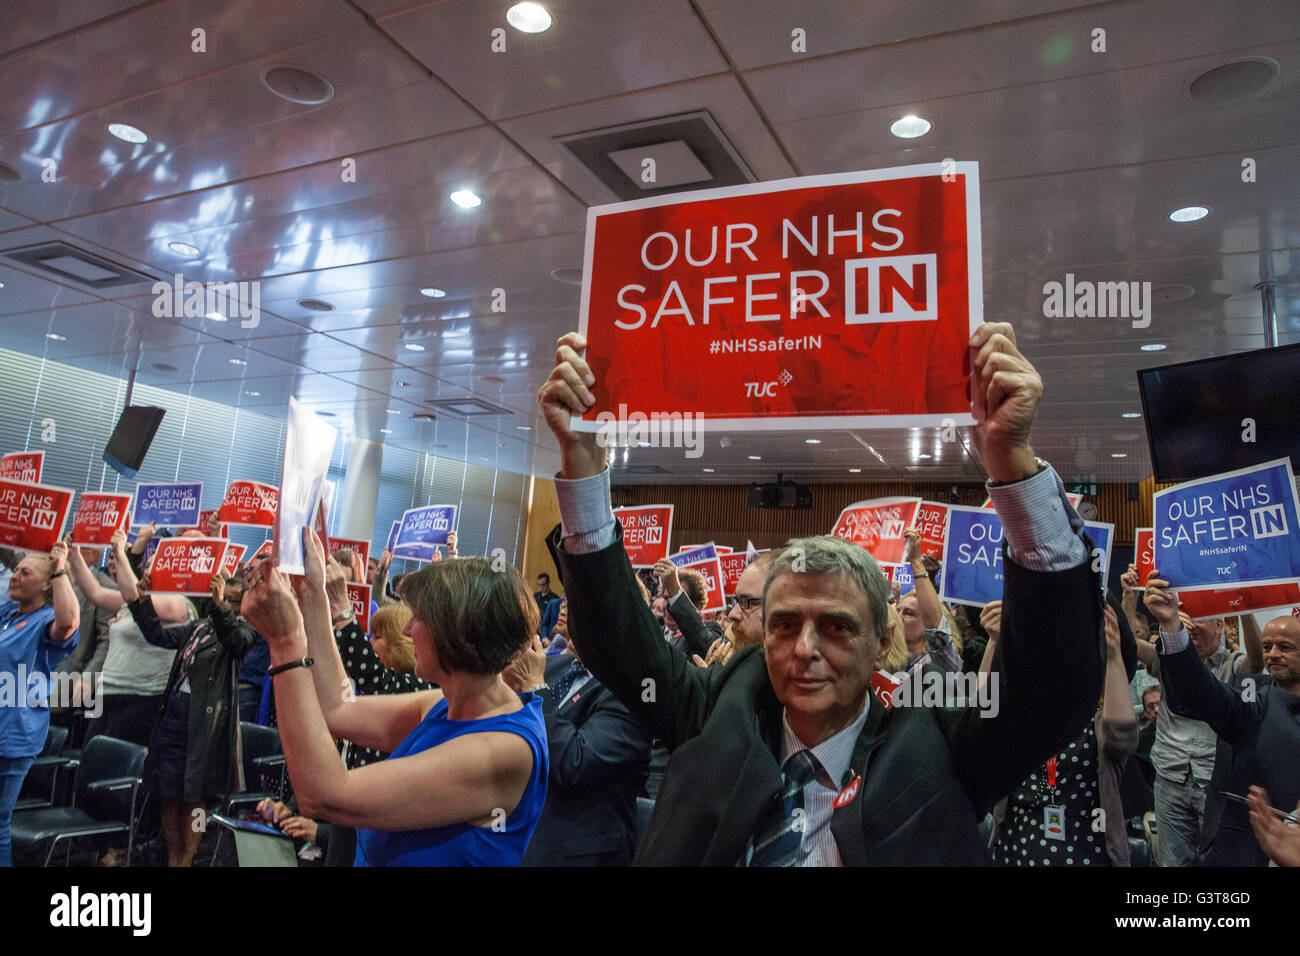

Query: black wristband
[268,657,314,677]
[49,569,67,579]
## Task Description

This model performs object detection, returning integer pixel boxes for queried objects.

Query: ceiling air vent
[422,397,514,417]
[556,111,755,201]
[2,241,157,290]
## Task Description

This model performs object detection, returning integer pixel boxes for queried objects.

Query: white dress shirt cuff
[986,462,1088,572]
[1157,626,1191,655]
[554,468,617,555]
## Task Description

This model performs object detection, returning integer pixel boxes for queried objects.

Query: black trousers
[85,693,163,747]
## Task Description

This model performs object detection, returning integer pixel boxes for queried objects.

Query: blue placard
[1083,521,1114,593]
[669,543,718,567]
[385,520,401,552]
[393,504,457,562]
[939,506,1004,607]
[892,562,915,597]
[1153,459,1300,590]
[132,482,203,527]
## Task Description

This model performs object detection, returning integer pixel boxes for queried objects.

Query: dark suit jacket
[665,591,720,659]
[1158,642,1299,866]
[522,655,651,866]
[548,523,1104,866]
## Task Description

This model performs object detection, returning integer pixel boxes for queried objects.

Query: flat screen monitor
[1137,343,1300,483]
[102,405,166,479]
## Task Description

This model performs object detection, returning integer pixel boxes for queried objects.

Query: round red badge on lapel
[833,776,861,808]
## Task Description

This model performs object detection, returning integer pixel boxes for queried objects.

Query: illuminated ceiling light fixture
[1168,205,1210,222]
[403,342,426,352]
[889,115,931,139]
[108,123,148,143]
[506,2,552,33]
[450,190,481,208]
[1140,343,1167,352]
[420,287,446,298]
[168,240,200,257]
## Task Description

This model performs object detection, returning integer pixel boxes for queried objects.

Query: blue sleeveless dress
[354,693,548,866]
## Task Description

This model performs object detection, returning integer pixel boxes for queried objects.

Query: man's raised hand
[537,332,601,479]
[968,322,1042,482]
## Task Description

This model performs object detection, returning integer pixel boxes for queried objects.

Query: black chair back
[42,724,69,757]
[74,736,147,821]
[240,722,281,786]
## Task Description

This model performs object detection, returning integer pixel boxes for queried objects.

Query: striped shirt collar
[779,696,872,790]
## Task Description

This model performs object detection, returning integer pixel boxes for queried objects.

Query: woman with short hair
[242,529,547,867]
[0,542,78,866]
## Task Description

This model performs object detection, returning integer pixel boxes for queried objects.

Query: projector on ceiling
[748,474,812,510]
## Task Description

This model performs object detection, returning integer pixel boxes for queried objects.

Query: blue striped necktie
[749,749,820,867]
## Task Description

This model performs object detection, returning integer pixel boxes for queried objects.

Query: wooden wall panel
[607,478,1171,550]
[519,476,564,596]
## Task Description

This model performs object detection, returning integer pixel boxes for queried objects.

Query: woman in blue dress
[241,528,546,866]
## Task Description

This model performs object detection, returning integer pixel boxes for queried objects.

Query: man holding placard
[538,322,1104,865]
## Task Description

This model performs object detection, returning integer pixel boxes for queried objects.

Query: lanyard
[1046,755,1057,789]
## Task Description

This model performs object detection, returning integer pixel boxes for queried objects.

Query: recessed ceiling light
[849,468,863,474]
[380,428,393,435]
[450,190,481,209]
[395,381,410,388]
[507,2,552,32]
[1168,205,1210,223]
[45,332,65,341]
[747,455,762,460]
[151,362,177,373]
[412,413,436,422]
[403,343,426,352]
[550,268,583,286]
[420,287,446,298]
[205,311,227,322]
[0,281,6,289]
[297,298,333,312]
[805,438,821,444]
[1121,412,1142,419]
[1111,453,1128,458]
[889,115,931,139]
[918,453,932,459]
[516,425,531,431]
[387,408,400,415]
[245,390,260,397]
[228,357,247,366]
[168,241,200,257]
[260,66,335,105]
[318,411,336,418]
[482,375,506,384]
[702,467,715,473]
[107,123,148,143]
[1140,343,1167,352]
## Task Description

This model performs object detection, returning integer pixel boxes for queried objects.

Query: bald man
[1146,578,1300,866]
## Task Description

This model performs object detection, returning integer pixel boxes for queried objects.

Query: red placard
[0,478,74,553]
[184,509,228,538]
[219,543,248,577]
[870,670,901,710]
[575,164,982,433]
[328,537,370,573]
[218,480,278,527]
[0,451,43,484]
[70,492,132,546]
[670,548,727,615]
[1176,581,1300,619]
[251,540,274,562]
[719,551,750,596]
[915,502,949,559]
[831,497,922,565]
[613,504,674,567]
[1133,527,1155,591]
[148,537,229,596]
[348,582,371,633]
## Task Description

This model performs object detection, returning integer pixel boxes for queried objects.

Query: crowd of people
[1,320,1297,867]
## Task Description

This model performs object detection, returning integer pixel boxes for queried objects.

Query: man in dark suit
[1144,580,1300,866]
[536,323,1104,865]
[653,561,721,660]
[504,628,651,866]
